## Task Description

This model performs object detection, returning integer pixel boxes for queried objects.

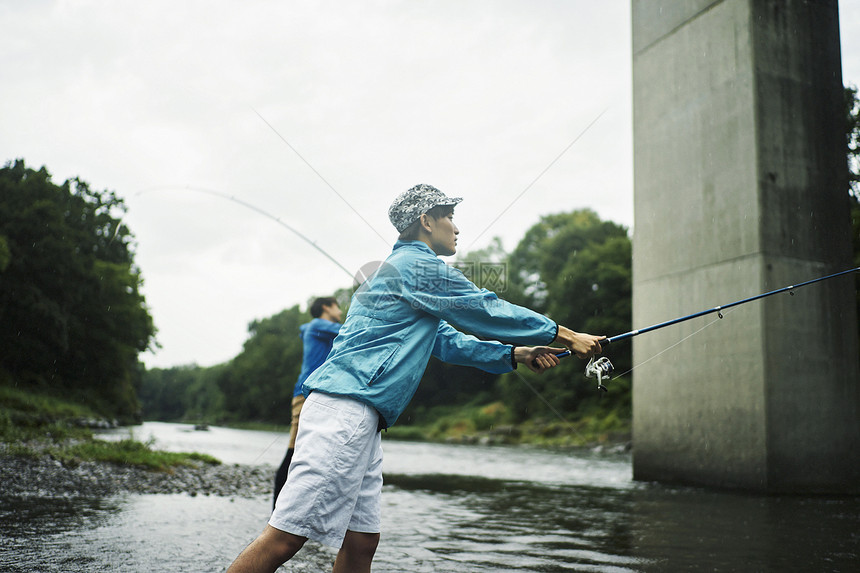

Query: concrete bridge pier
[631,0,859,493]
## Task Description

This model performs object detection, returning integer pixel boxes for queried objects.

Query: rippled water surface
[2,422,858,572]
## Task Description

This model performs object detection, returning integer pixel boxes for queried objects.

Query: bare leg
[227,525,306,573]
[332,530,379,573]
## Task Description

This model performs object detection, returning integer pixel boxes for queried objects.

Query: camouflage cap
[388,184,463,233]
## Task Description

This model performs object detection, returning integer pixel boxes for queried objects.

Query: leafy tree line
[140,289,351,424]
[0,159,156,422]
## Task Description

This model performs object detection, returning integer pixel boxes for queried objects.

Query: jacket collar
[392,239,436,256]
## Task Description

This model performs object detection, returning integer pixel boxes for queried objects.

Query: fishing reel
[585,356,614,393]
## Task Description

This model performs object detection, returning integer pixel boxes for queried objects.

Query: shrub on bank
[1,386,223,471]
[383,400,631,448]
[0,385,96,442]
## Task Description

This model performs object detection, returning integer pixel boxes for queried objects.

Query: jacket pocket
[368,345,399,386]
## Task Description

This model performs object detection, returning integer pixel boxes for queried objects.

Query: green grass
[47,438,220,471]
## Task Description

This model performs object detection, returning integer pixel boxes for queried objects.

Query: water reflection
[381,474,648,571]
[1,496,124,572]
[1,495,119,537]
[629,487,860,571]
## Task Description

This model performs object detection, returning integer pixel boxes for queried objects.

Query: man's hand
[514,346,566,373]
[553,325,605,359]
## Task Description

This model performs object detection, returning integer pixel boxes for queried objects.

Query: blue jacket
[293,318,342,397]
[303,240,558,427]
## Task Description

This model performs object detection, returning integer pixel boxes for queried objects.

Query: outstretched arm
[433,322,568,375]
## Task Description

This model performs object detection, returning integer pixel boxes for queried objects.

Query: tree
[139,293,353,424]
[499,210,632,422]
[399,215,633,427]
[216,306,306,423]
[0,159,155,420]
[138,365,198,421]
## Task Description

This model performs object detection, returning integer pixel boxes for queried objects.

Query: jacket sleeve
[318,321,342,338]
[431,321,515,374]
[404,258,558,346]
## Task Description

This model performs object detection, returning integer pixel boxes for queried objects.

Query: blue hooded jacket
[293,318,342,398]
[302,240,557,427]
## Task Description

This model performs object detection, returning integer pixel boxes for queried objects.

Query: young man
[227,184,605,573]
[272,296,342,508]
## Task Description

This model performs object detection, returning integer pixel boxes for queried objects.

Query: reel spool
[585,356,614,393]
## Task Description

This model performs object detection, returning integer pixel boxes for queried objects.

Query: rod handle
[530,349,570,368]
[528,338,608,367]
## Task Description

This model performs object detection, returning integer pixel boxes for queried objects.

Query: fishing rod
[467,107,608,251]
[125,185,356,280]
[251,107,391,247]
[548,266,860,390]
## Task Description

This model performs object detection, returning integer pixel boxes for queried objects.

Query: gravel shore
[0,449,273,499]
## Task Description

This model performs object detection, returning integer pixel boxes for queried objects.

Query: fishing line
[125,184,360,464]
[251,433,288,465]
[251,107,391,247]
[510,368,589,442]
[124,185,355,279]
[467,107,608,250]
[611,307,738,380]
[462,107,611,420]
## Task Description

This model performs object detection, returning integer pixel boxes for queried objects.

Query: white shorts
[268,391,383,548]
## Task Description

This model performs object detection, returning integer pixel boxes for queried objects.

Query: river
[1,421,857,572]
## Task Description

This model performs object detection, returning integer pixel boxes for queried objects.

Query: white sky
[2,1,858,369]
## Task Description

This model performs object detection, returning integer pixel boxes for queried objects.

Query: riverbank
[0,443,271,499]
[1,384,629,500]
[1,386,274,499]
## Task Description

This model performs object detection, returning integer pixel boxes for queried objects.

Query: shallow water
[2,422,857,572]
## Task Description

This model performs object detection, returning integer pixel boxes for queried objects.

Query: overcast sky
[2,1,859,369]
